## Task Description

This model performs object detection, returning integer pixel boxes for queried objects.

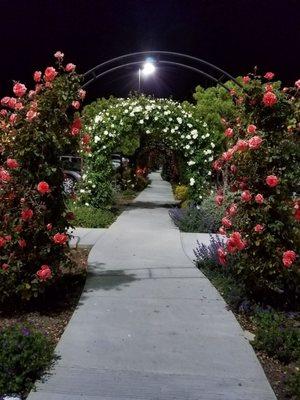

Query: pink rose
[65,63,76,72]
[219,226,226,235]
[33,71,42,82]
[0,168,11,182]
[295,79,300,89]
[8,97,17,109]
[264,72,275,80]
[266,175,279,187]
[13,82,27,98]
[236,139,249,152]
[213,160,223,171]
[224,127,233,138]
[255,194,264,204]
[44,66,58,82]
[9,113,17,125]
[2,263,9,271]
[241,190,252,202]
[1,97,10,106]
[263,91,277,107]
[15,102,24,110]
[78,89,86,100]
[26,109,39,122]
[248,136,263,150]
[242,76,250,84]
[230,164,237,174]
[46,223,53,231]
[282,250,297,268]
[18,239,26,248]
[247,124,257,134]
[6,158,19,169]
[254,224,264,233]
[221,217,232,229]
[54,51,64,60]
[217,247,227,266]
[214,194,224,206]
[72,100,80,109]
[37,265,52,280]
[228,203,237,216]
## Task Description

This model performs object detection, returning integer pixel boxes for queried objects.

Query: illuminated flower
[247,124,257,134]
[33,71,42,82]
[264,72,275,80]
[13,82,27,97]
[54,51,64,60]
[255,194,264,204]
[266,175,279,187]
[282,250,297,268]
[37,265,52,280]
[72,100,80,109]
[263,91,277,107]
[242,76,250,84]
[65,63,76,72]
[44,66,58,82]
[37,181,51,194]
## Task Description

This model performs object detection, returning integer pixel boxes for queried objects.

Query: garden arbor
[81,95,217,207]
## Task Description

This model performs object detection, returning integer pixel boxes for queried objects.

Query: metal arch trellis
[82,50,243,91]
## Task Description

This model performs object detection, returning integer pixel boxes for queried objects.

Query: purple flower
[21,327,30,337]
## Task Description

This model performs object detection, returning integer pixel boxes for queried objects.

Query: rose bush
[213,72,300,306]
[0,52,85,304]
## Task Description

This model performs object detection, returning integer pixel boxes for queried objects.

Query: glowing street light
[138,60,156,91]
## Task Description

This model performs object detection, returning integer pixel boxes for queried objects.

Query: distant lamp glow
[141,61,156,76]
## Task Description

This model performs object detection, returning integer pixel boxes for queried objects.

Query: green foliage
[81,94,215,207]
[253,311,300,363]
[0,54,83,305]
[214,74,300,305]
[68,203,117,228]
[286,367,300,399]
[0,324,55,396]
[201,190,235,228]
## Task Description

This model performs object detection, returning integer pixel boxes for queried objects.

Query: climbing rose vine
[213,72,300,305]
[0,52,86,304]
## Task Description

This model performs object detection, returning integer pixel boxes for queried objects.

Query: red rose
[222,217,232,229]
[6,158,19,169]
[65,63,76,72]
[254,224,264,233]
[44,66,58,82]
[82,134,91,145]
[241,190,252,202]
[266,175,279,187]
[37,181,51,194]
[224,128,233,138]
[54,51,64,60]
[78,89,86,100]
[71,118,82,136]
[214,194,224,206]
[247,124,257,134]
[18,239,26,248]
[53,233,68,245]
[263,91,277,107]
[72,100,80,110]
[264,72,275,80]
[248,136,263,150]
[282,250,297,268]
[242,76,250,84]
[236,139,248,151]
[13,82,27,97]
[21,208,33,221]
[37,265,52,280]
[0,237,6,247]
[255,194,264,204]
[33,71,42,82]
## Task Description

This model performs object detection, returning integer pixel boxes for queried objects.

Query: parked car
[60,155,82,194]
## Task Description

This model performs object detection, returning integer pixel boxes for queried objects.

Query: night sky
[1,0,299,102]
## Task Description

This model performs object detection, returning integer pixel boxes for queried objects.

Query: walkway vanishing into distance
[29,172,276,400]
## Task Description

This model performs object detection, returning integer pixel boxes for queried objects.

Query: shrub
[169,204,219,233]
[286,367,300,399]
[0,52,85,305]
[212,73,300,305]
[68,203,116,228]
[0,324,55,397]
[253,311,300,364]
[174,184,189,202]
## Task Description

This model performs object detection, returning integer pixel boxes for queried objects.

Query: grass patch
[69,203,117,228]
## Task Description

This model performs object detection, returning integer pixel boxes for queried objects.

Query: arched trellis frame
[82,50,243,92]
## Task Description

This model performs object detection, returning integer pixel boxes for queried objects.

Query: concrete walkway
[29,172,276,400]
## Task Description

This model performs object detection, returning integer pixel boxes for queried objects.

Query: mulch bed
[0,248,89,345]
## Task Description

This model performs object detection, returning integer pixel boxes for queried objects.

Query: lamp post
[138,61,156,92]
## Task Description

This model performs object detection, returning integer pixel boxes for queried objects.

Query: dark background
[1,0,299,102]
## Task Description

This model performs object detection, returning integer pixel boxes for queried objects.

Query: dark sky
[1,0,299,102]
